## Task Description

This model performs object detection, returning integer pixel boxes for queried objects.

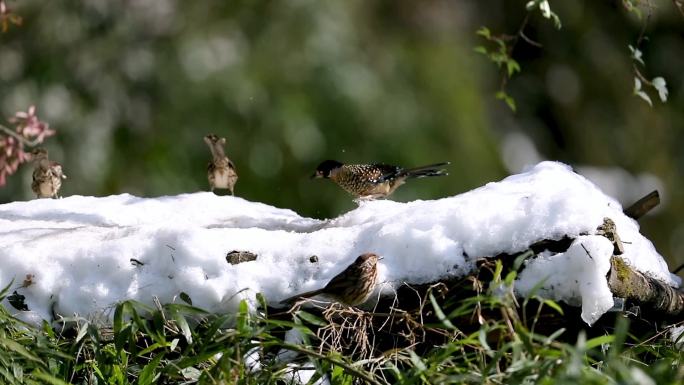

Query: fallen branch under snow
[608,256,684,317]
[0,161,679,326]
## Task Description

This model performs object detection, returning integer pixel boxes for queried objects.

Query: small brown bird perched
[312,160,449,200]
[204,134,238,195]
[281,253,381,307]
[30,148,66,199]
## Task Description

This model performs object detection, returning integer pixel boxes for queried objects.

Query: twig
[0,123,43,147]
[130,258,145,266]
[635,8,651,47]
[623,190,660,220]
[608,256,684,316]
[516,14,542,48]
[672,263,684,275]
[580,243,593,260]
[631,3,654,87]
[496,13,542,93]
[519,29,543,48]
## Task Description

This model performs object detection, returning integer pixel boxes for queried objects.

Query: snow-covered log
[608,256,684,316]
[0,162,679,326]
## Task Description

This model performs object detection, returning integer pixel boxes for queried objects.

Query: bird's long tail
[280,288,326,305]
[396,162,450,180]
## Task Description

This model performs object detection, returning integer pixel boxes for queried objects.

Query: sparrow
[204,134,238,195]
[312,160,449,200]
[281,253,381,307]
[30,148,66,199]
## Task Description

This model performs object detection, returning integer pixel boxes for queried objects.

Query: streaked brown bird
[30,148,66,199]
[204,134,238,195]
[282,253,381,307]
[312,160,449,200]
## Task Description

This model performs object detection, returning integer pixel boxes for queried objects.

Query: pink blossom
[0,105,55,187]
[9,105,55,141]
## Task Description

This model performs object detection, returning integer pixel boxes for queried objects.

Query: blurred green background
[1,1,683,271]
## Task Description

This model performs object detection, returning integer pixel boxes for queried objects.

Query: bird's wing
[280,288,325,305]
[372,163,403,182]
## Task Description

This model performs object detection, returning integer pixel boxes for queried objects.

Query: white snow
[516,236,615,324]
[0,161,679,326]
[670,325,684,350]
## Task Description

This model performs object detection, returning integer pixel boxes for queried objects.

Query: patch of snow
[0,161,678,326]
[516,236,614,325]
[629,367,656,385]
[244,344,261,373]
[670,325,684,350]
[282,361,329,385]
[277,328,306,363]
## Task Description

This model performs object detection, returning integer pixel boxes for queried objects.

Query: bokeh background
[1,1,683,271]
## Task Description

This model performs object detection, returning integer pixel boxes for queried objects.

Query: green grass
[0,269,682,385]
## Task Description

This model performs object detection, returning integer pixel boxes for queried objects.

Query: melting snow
[0,161,679,326]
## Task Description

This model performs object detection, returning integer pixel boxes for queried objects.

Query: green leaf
[478,329,493,355]
[408,350,427,372]
[0,279,14,301]
[652,77,668,102]
[31,371,71,385]
[237,299,251,334]
[330,364,346,381]
[295,310,326,327]
[543,299,564,315]
[163,303,208,315]
[429,293,456,330]
[495,91,517,112]
[504,271,517,286]
[255,292,268,311]
[138,342,166,357]
[474,46,488,55]
[635,90,652,106]
[75,321,89,344]
[585,334,615,350]
[492,260,504,282]
[544,328,566,345]
[0,338,42,363]
[550,13,562,29]
[180,366,201,381]
[629,45,644,65]
[169,307,193,344]
[169,338,179,352]
[138,352,165,385]
[113,301,129,334]
[506,59,521,76]
[512,250,533,271]
[41,320,55,339]
[476,26,491,39]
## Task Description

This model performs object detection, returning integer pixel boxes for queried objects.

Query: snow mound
[0,161,678,326]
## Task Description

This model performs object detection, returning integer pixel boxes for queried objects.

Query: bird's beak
[310,171,322,179]
[378,256,384,261]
